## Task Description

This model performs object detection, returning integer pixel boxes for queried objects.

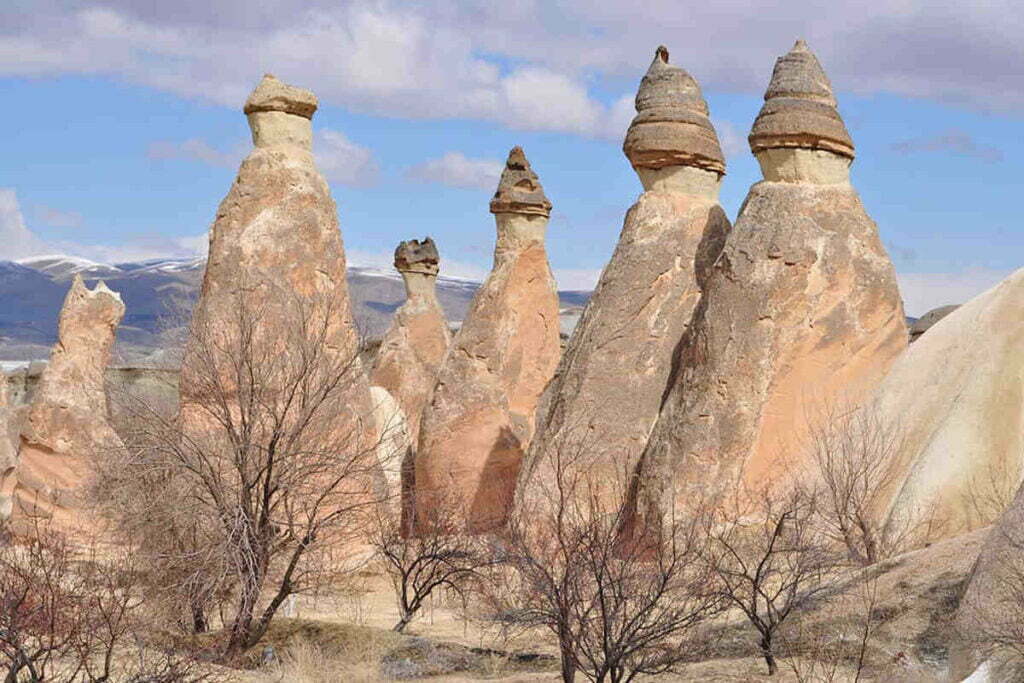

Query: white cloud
[0,189,51,259]
[405,152,503,190]
[713,119,747,160]
[898,268,1014,317]
[553,267,603,291]
[314,129,380,187]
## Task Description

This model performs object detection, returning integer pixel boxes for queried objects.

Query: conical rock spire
[623,46,725,174]
[748,40,854,158]
[489,146,552,217]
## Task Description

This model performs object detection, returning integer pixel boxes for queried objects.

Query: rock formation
[633,40,907,527]
[908,304,959,342]
[415,147,560,532]
[872,269,1024,539]
[371,238,451,444]
[0,372,15,518]
[0,275,125,532]
[179,75,384,497]
[371,238,451,530]
[517,46,731,509]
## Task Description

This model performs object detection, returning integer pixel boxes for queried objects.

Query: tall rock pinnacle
[0,275,126,534]
[371,237,452,532]
[415,147,560,533]
[179,74,384,507]
[518,47,731,521]
[630,40,906,534]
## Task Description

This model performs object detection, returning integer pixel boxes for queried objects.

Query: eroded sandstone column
[0,372,16,519]
[634,40,907,527]
[180,75,383,498]
[371,238,451,530]
[517,46,731,511]
[0,275,125,533]
[415,147,560,532]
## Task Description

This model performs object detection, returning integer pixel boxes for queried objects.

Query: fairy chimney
[518,47,731,513]
[415,147,560,532]
[631,40,907,531]
[0,276,125,533]
[179,74,385,503]
[0,373,15,519]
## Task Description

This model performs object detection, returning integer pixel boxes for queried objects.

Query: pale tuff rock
[623,46,725,175]
[873,270,1024,540]
[0,275,125,531]
[369,385,411,495]
[372,237,450,444]
[180,75,382,491]
[0,373,15,518]
[415,147,560,532]
[518,48,731,513]
[632,41,906,529]
[908,304,959,342]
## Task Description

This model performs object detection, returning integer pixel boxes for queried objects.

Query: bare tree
[800,402,927,565]
[704,483,839,676]
[104,283,390,659]
[481,439,723,683]
[369,497,493,633]
[0,519,214,682]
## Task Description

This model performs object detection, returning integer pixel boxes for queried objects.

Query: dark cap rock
[748,40,854,158]
[623,46,726,174]
[243,74,318,119]
[394,237,440,276]
[489,147,552,217]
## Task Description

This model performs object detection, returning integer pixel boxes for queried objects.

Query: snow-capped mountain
[0,255,590,362]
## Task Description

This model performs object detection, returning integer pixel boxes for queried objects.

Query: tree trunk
[393,612,413,633]
[760,635,777,676]
[559,632,576,683]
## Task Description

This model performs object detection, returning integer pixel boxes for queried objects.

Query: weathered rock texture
[873,269,1024,540]
[180,75,382,495]
[633,40,906,527]
[371,238,451,444]
[371,238,451,531]
[0,276,125,531]
[0,372,15,518]
[518,47,731,508]
[415,147,560,532]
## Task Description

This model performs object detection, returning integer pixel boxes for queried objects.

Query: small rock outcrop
[518,46,731,510]
[415,147,560,532]
[633,40,907,528]
[908,304,959,342]
[0,275,125,532]
[873,270,1024,539]
[179,75,383,496]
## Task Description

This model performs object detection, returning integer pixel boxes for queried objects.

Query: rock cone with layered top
[518,47,731,514]
[0,275,125,533]
[415,147,560,532]
[632,40,906,531]
[180,74,384,502]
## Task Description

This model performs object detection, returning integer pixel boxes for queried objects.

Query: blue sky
[1,1,1022,316]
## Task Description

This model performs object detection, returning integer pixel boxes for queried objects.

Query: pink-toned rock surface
[633,41,907,528]
[179,75,383,496]
[371,238,451,531]
[415,147,560,532]
[371,238,451,444]
[518,47,731,509]
[0,275,125,532]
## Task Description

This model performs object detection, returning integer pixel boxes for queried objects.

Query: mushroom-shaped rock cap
[243,74,318,119]
[623,46,726,174]
[394,237,440,276]
[748,40,854,159]
[489,146,552,217]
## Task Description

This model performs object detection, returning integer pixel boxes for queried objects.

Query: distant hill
[0,255,591,363]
